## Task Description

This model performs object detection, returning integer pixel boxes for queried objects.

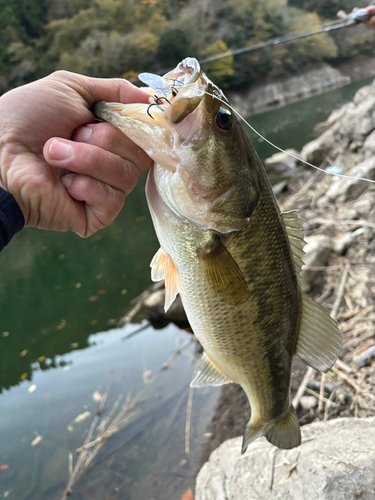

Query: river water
[0,76,373,500]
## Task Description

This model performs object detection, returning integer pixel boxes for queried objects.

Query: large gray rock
[301,235,334,292]
[325,157,375,203]
[265,149,299,174]
[196,417,375,500]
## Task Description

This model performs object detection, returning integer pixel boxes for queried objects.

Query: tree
[157,29,192,67]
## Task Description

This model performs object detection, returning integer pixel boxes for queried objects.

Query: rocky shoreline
[227,58,375,117]
[195,79,375,499]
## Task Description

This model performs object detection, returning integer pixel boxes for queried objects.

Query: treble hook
[147,95,171,120]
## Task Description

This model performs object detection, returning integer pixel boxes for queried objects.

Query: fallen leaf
[73,411,91,424]
[75,282,82,289]
[0,464,9,471]
[59,254,65,260]
[28,384,37,393]
[70,342,79,349]
[180,489,194,500]
[90,320,97,326]
[98,289,106,295]
[92,391,103,402]
[67,425,74,432]
[56,320,67,330]
[2,331,9,337]
[88,295,99,302]
[20,373,28,380]
[31,435,43,446]
[37,356,46,362]
[20,349,28,357]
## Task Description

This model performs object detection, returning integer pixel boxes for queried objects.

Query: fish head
[94,57,261,233]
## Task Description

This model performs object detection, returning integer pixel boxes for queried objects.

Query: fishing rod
[199,5,375,65]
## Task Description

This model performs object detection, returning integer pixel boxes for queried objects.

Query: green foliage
[204,40,234,87]
[157,29,192,67]
[0,0,374,95]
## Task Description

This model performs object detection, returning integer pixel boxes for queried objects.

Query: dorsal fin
[281,210,306,283]
[191,352,233,387]
[296,292,342,372]
[150,248,180,312]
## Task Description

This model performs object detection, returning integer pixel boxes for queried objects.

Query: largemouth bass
[95,58,341,452]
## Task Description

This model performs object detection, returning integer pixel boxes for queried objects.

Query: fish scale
[94,57,342,452]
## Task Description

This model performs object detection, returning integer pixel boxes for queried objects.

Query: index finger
[49,71,150,107]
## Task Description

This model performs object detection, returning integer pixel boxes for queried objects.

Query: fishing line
[188,87,375,186]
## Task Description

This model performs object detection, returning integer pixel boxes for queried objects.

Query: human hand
[0,71,152,237]
[364,5,375,26]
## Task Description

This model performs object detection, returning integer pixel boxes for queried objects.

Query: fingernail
[75,126,92,143]
[49,140,72,161]
[61,174,73,189]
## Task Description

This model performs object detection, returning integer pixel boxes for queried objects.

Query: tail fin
[242,405,301,454]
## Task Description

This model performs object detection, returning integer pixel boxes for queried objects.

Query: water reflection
[0,173,158,392]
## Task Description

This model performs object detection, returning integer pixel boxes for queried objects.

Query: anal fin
[191,352,233,387]
[296,293,342,373]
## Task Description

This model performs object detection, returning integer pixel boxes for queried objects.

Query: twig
[60,377,113,500]
[117,281,164,327]
[308,218,375,230]
[331,265,349,321]
[292,367,314,409]
[61,337,194,499]
[332,366,375,403]
[304,387,338,408]
[185,386,194,455]
[318,375,325,412]
[269,448,277,490]
[68,453,73,479]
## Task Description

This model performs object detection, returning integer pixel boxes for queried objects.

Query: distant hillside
[1,0,374,93]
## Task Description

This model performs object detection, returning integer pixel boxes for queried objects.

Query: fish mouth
[93,58,208,166]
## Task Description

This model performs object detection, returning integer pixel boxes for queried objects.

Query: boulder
[301,235,334,292]
[325,157,375,203]
[196,417,375,500]
[265,149,299,174]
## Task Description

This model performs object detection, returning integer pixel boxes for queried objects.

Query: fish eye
[215,107,233,131]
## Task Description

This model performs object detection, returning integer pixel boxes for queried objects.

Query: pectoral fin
[197,236,249,306]
[150,248,180,312]
[150,247,167,282]
[295,293,342,373]
[191,352,233,387]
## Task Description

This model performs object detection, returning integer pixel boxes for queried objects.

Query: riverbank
[228,58,375,117]
[196,78,375,498]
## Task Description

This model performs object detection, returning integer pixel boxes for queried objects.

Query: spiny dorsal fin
[281,210,306,283]
[191,352,233,387]
[296,292,342,373]
[150,248,180,312]
[197,236,249,306]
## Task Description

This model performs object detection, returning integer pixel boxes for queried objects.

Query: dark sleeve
[0,187,25,251]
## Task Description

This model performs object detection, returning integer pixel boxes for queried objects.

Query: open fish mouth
[93,58,212,172]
